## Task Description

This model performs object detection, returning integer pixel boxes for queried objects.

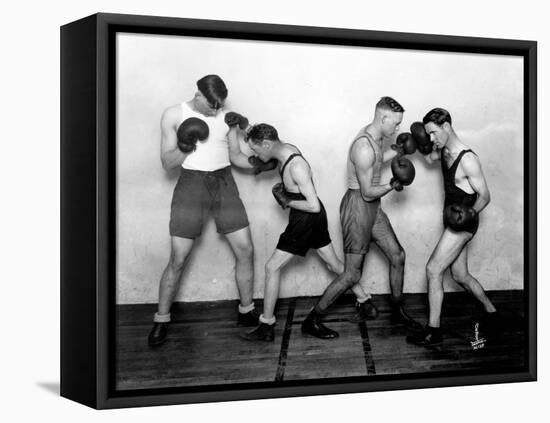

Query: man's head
[422,108,453,149]
[194,75,228,116]
[246,123,280,161]
[374,96,404,137]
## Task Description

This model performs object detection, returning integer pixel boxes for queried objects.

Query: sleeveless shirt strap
[280,153,303,178]
[455,149,476,165]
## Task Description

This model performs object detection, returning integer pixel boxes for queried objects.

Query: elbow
[310,203,321,213]
[361,191,375,202]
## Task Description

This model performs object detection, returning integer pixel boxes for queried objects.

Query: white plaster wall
[116,33,523,304]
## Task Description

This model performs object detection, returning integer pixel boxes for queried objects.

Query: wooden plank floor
[115,290,526,391]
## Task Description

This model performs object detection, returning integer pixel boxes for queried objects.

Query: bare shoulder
[350,137,375,166]
[161,104,183,125]
[460,151,482,174]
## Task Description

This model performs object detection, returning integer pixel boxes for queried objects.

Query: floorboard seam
[358,321,376,375]
[275,298,297,381]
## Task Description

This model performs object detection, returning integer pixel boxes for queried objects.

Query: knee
[168,254,186,273]
[390,248,405,267]
[451,268,471,286]
[265,259,281,277]
[234,242,253,261]
[426,260,443,281]
[342,269,361,287]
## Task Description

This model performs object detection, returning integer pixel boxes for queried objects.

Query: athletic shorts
[169,166,249,239]
[340,189,394,255]
[442,206,479,236]
[276,200,331,257]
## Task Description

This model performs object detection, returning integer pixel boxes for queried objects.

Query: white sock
[238,303,255,314]
[259,314,276,325]
[356,294,371,304]
[153,312,171,323]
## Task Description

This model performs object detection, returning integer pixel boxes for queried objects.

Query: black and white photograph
[4,0,547,419]
[113,28,529,391]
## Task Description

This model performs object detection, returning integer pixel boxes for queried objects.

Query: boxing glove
[391,132,417,156]
[272,182,292,209]
[176,117,209,153]
[248,156,278,175]
[390,156,416,188]
[410,121,435,155]
[443,204,478,232]
[225,112,249,130]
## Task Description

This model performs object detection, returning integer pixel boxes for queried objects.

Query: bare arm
[160,107,188,170]
[286,162,321,213]
[423,147,441,165]
[461,153,491,213]
[382,148,399,163]
[353,142,393,201]
[227,126,254,169]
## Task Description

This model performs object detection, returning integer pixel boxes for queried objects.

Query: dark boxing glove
[443,204,478,232]
[248,156,278,175]
[391,132,417,157]
[410,121,435,155]
[390,156,416,190]
[390,178,404,192]
[224,112,249,130]
[272,182,292,209]
[177,117,209,153]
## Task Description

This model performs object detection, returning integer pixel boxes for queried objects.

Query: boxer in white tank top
[148,75,274,347]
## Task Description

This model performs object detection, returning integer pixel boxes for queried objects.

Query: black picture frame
[60,12,537,409]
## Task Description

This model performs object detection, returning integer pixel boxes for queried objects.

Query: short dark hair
[376,96,404,113]
[247,123,279,144]
[196,75,228,109]
[423,108,452,126]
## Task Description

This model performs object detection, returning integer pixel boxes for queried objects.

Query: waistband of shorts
[346,189,381,204]
[180,166,231,176]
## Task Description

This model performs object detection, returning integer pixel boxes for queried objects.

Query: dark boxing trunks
[169,166,249,239]
[276,191,331,257]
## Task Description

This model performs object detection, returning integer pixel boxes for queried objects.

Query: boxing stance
[301,97,421,339]
[406,108,497,347]
[148,75,276,347]
[240,123,372,342]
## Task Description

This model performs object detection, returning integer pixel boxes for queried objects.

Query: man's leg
[148,236,194,346]
[315,244,375,321]
[407,229,471,347]
[225,227,258,326]
[241,249,294,341]
[426,230,473,328]
[315,253,364,313]
[450,248,497,313]
[225,227,254,307]
[262,249,295,320]
[370,211,420,329]
[300,253,364,339]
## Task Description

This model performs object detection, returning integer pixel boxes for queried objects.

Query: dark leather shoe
[240,322,275,342]
[301,311,339,339]
[237,308,261,326]
[406,326,443,346]
[148,322,168,347]
[391,305,423,331]
[349,299,378,323]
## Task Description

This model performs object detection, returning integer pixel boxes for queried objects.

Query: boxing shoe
[301,309,339,339]
[406,326,443,347]
[237,308,261,326]
[148,322,168,347]
[390,301,423,331]
[349,299,378,323]
[240,322,275,342]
